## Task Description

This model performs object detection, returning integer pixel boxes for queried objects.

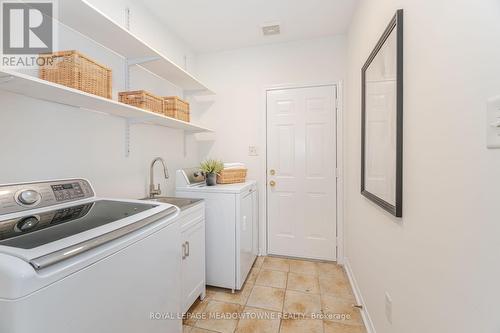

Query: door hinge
[335,168,340,179]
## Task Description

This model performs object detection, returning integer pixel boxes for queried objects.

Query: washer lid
[176,180,257,194]
[0,200,178,300]
[0,200,157,250]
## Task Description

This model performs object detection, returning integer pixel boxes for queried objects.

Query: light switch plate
[487,95,500,148]
[248,146,258,156]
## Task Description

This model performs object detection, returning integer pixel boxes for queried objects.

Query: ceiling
[141,0,358,54]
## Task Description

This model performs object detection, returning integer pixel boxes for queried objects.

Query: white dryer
[176,168,258,291]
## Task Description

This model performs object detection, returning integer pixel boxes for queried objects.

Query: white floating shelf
[0,69,214,133]
[56,0,214,94]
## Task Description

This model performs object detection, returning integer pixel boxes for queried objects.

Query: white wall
[345,1,500,332]
[0,91,199,198]
[196,35,347,253]
[0,0,201,197]
[85,0,196,73]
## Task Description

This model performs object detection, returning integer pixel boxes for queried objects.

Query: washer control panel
[0,179,94,215]
[51,182,85,202]
[17,190,42,205]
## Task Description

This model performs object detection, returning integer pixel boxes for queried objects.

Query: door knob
[269,180,276,187]
[269,169,276,176]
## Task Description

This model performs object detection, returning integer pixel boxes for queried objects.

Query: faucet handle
[149,183,161,197]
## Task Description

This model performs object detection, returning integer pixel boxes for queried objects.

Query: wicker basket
[163,96,190,122]
[217,168,247,184]
[39,50,112,99]
[119,90,164,114]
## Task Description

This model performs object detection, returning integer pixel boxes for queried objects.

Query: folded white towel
[224,162,246,169]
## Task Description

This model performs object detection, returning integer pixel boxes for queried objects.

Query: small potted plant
[199,159,224,186]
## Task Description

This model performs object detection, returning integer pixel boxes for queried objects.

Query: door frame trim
[261,81,344,264]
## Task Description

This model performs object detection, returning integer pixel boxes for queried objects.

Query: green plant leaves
[199,159,224,174]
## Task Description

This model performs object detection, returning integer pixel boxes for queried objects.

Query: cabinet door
[239,192,254,286]
[252,189,259,256]
[181,221,205,312]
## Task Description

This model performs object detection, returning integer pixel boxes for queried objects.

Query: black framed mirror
[361,9,403,217]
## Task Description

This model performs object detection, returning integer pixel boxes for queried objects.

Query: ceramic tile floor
[183,256,367,333]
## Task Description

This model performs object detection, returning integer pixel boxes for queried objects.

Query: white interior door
[267,85,337,260]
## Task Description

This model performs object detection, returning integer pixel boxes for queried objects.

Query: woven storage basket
[39,50,112,99]
[119,90,164,114]
[163,96,190,122]
[217,168,247,184]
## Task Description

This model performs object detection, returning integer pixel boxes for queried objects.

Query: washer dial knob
[17,190,41,205]
[17,216,40,232]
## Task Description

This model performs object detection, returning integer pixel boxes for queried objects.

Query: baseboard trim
[343,258,376,333]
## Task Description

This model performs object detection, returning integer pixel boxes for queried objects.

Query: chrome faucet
[149,157,169,198]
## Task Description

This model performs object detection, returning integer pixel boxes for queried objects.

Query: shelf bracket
[125,120,131,157]
[125,118,151,157]
[183,131,188,157]
[124,60,130,91]
[127,56,161,66]
[125,117,163,157]
[125,7,131,31]
[124,56,161,91]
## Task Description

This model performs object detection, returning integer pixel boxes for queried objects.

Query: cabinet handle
[186,241,190,257]
[182,243,186,260]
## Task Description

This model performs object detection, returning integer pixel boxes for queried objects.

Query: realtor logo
[2,2,53,54]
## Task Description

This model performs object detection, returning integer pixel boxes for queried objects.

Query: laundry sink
[140,197,203,211]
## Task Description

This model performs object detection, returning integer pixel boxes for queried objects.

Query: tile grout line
[231,257,262,333]
[189,256,366,333]
[277,260,291,332]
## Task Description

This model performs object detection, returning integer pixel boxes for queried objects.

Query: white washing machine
[175,168,258,291]
[0,179,182,333]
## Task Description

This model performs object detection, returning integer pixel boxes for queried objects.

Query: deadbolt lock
[269,169,276,176]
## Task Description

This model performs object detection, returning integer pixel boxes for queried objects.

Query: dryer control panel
[0,179,94,216]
